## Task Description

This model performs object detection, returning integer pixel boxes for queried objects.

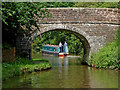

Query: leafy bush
[90,30,120,69]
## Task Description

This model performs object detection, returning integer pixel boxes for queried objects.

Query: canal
[2,54,119,88]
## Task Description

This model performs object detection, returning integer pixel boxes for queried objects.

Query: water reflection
[2,55,119,88]
[42,55,82,66]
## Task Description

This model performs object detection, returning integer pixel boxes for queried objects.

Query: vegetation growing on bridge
[74,2,119,8]
[89,30,120,70]
[38,2,119,8]
[2,2,52,47]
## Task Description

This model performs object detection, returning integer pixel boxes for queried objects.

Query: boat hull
[42,50,59,56]
[42,50,69,57]
[59,53,69,57]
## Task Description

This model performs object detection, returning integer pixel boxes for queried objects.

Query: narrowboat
[41,45,69,57]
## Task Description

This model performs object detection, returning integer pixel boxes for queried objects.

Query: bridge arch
[31,24,91,64]
[16,8,119,64]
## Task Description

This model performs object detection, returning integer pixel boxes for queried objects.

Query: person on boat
[59,42,62,53]
[64,41,68,53]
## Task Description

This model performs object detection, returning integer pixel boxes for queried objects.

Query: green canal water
[2,54,119,88]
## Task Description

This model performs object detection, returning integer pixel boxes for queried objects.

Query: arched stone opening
[30,25,91,64]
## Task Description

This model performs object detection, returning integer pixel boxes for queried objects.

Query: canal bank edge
[2,57,52,81]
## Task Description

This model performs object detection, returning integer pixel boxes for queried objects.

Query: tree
[2,2,51,47]
[2,2,51,31]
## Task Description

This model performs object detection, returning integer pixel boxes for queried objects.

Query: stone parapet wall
[38,8,119,24]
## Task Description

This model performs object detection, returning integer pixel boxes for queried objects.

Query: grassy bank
[89,40,120,70]
[88,30,120,70]
[2,57,52,81]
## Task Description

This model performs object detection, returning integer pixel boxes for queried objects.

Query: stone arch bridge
[16,8,120,63]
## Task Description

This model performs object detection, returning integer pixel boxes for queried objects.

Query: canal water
[2,54,119,88]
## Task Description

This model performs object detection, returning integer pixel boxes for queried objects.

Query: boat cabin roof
[43,45,59,47]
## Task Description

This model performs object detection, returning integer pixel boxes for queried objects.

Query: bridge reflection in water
[2,55,118,88]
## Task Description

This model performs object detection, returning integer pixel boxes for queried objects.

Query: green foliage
[2,43,12,49]
[115,30,120,46]
[2,2,74,30]
[32,30,84,56]
[2,57,51,81]
[2,2,75,47]
[32,58,49,62]
[116,30,120,60]
[118,1,120,9]
[2,2,50,30]
[74,2,118,8]
[2,2,51,47]
[90,30,120,69]
[39,2,74,8]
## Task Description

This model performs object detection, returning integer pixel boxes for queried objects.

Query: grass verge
[2,57,52,81]
[88,41,120,70]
